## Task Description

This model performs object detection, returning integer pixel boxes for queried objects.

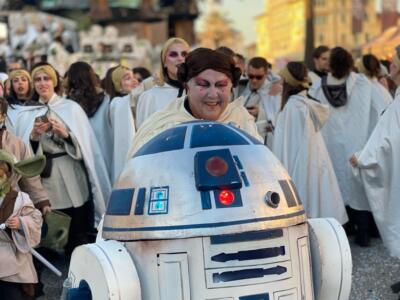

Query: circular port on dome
[206,156,229,177]
[265,191,280,208]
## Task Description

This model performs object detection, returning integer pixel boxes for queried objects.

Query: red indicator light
[206,156,228,177]
[219,190,235,205]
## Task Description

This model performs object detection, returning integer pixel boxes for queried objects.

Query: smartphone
[35,115,49,123]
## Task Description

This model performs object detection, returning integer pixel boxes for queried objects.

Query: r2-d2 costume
[66,121,352,300]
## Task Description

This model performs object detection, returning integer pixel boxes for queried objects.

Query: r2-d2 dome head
[103,121,306,241]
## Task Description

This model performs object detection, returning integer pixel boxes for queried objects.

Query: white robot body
[67,121,352,300]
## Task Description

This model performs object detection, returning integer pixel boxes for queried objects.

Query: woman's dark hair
[133,67,151,82]
[281,61,308,111]
[329,47,354,79]
[30,62,64,101]
[101,66,123,100]
[362,54,380,78]
[65,61,104,117]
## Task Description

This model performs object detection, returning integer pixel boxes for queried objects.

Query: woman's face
[33,71,55,102]
[120,70,139,94]
[390,62,399,82]
[12,75,30,99]
[186,69,232,121]
[164,43,189,80]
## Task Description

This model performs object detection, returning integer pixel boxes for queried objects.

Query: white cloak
[352,89,400,257]
[99,95,136,184]
[368,77,392,133]
[309,72,375,211]
[272,92,348,224]
[14,95,112,223]
[136,83,184,129]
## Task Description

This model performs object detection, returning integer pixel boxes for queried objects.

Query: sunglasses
[168,51,188,58]
[248,74,265,80]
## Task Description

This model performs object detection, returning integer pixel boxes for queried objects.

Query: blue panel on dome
[106,188,134,215]
[190,123,249,148]
[229,125,264,145]
[194,148,242,191]
[133,126,187,158]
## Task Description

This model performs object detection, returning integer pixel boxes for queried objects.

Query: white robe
[309,72,376,211]
[240,80,281,142]
[92,95,136,184]
[136,83,183,129]
[368,77,392,133]
[272,92,348,224]
[14,95,112,223]
[352,89,400,257]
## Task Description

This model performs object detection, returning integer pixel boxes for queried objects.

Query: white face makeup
[186,69,233,121]
[164,43,189,80]
[33,72,55,102]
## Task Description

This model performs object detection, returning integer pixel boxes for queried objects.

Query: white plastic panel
[297,237,314,300]
[274,288,298,300]
[203,229,289,269]
[158,253,190,300]
[205,261,292,288]
[308,218,352,300]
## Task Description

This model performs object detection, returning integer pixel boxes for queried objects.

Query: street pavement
[38,237,400,300]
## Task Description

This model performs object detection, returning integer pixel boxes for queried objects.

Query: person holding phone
[16,63,111,255]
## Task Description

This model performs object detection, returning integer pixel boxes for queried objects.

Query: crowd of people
[0,36,399,299]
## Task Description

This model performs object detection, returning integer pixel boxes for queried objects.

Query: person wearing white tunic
[349,47,400,257]
[309,47,379,246]
[65,62,136,184]
[16,64,111,254]
[129,48,260,156]
[136,37,190,128]
[355,54,392,130]
[240,57,281,144]
[272,62,347,224]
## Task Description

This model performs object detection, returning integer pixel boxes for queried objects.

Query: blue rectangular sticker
[148,187,169,215]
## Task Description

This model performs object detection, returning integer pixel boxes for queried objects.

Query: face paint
[186,69,233,121]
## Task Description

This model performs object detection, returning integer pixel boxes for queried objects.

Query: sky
[195,0,264,46]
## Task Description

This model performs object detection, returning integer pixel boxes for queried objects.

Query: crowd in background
[0,36,399,299]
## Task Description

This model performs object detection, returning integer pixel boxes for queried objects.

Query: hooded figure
[272,62,347,224]
[0,150,45,299]
[309,47,378,246]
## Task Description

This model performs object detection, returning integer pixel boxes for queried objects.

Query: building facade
[256,0,400,64]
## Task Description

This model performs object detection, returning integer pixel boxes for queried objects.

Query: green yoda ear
[13,155,46,178]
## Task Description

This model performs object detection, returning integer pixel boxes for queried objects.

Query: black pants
[59,201,92,255]
[346,206,378,235]
[0,281,35,300]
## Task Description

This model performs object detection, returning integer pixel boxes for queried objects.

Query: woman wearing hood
[272,61,347,224]
[135,37,190,128]
[309,47,379,247]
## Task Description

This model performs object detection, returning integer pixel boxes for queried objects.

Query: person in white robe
[5,69,39,134]
[15,64,111,254]
[136,37,190,128]
[272,62,347,224]
[355,54,392,130]
[240,57,282,144]
[308,45,330,84]
[349,47,400,257]
[129,48,261,156]
[66,62,136,184]
[309,47,379,246]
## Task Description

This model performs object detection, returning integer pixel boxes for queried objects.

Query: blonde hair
[159,37,189,85]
